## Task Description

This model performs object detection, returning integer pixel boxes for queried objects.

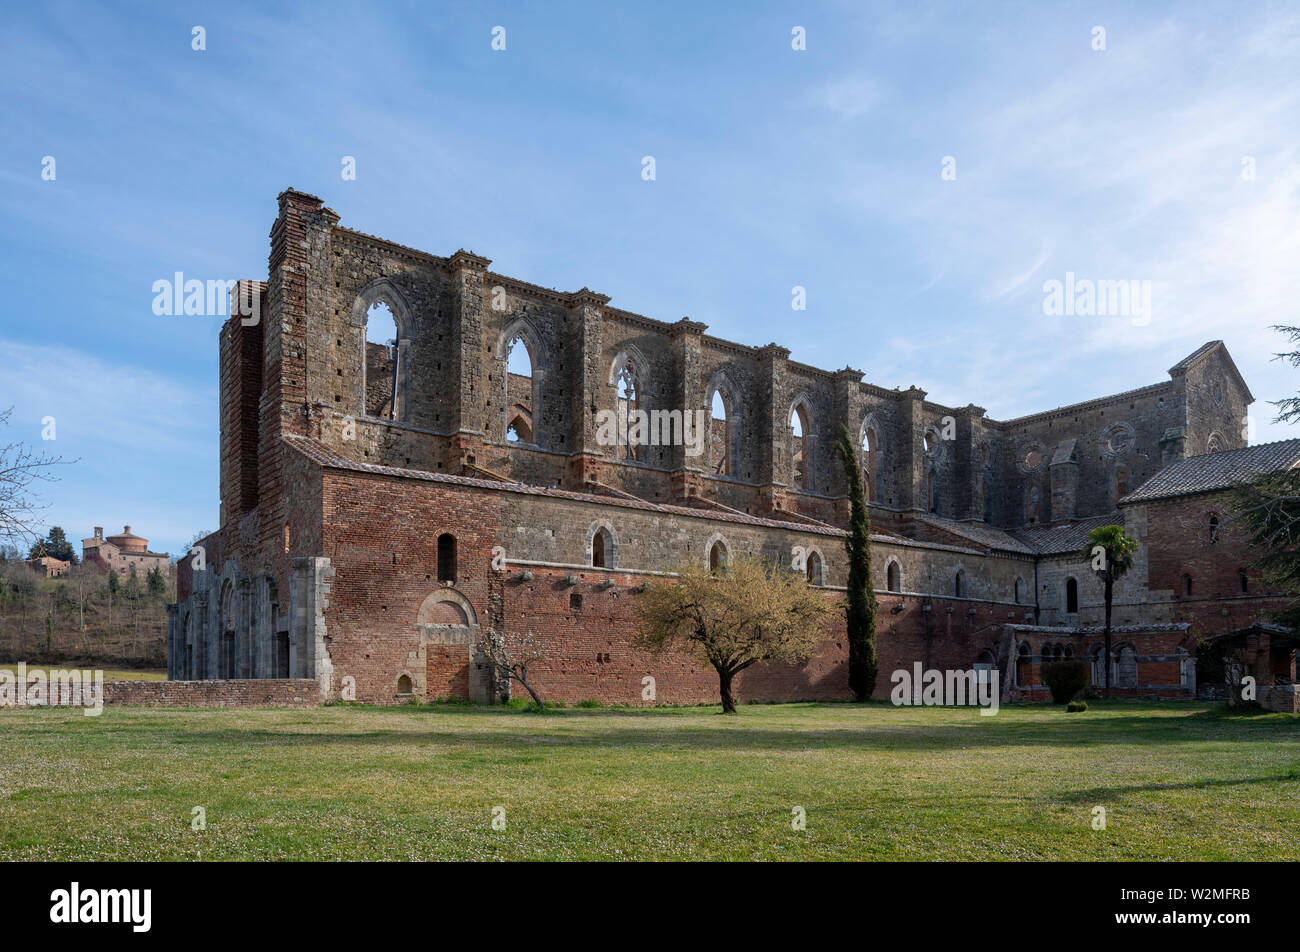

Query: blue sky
[2,1,1299,559]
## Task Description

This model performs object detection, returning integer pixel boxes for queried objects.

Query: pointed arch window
[790,403,812,490]
[806,551,824,585]
[711,389,731,476]
[861,426,880,502]
[616,366,640,461]
[1025,485,1041,524]
[364,301,400,420]
[588,524,617,569]
[505,334,537,445]
[1065,577,1079,613]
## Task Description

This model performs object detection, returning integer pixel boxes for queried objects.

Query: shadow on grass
[1056,769,1300,803]
[123,703,1300,755]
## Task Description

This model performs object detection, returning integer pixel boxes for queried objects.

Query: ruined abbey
[168,189,1300,711]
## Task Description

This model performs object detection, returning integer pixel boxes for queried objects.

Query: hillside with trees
[0,546,170,668]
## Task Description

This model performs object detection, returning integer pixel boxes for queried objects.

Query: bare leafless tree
[0,408,72,549]
[476,627,548,707]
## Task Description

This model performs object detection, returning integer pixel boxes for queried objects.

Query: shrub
[504,697,563,712]
[576,698,602,708]
[1066,700,1088,713]
[1042,659,1089,704]
[427,696,478,707]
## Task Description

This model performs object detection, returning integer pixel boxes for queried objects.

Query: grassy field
[0,699,1296,861]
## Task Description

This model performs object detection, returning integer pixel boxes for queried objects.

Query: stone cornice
[757,342,792,361]
[988,380,1175,430]
[605,306,674,332]
[332,226,447,269]
[787,359,833,381]
[485,273,574,307]
[567,286,612,309]
[667,316,709,337]
[699,335,759,359]
[447,249,492,272]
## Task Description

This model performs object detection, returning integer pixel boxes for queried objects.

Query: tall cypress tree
[834,425,878,700]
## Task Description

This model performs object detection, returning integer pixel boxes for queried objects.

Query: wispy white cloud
[827,9,1300,436]
[0,338,216,555]
[819,76,884,119]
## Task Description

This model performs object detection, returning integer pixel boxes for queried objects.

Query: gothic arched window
[364,301,399,420]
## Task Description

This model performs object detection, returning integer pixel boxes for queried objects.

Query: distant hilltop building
[26,555,69,578]
[82,526,171,577]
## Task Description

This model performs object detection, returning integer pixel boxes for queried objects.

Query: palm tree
[1082,525,1138,698]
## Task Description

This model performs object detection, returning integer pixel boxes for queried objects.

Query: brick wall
[312,460,1028,705]
[1135,492,1293,633]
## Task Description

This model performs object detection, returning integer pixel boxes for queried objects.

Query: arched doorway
[415,589,487,702]
[218,578,236,679]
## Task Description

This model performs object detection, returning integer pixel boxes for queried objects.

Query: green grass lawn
[1,700,1296,861]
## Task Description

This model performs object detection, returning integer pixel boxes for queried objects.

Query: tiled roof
[1119,439,1300,504]
[1201,622,1299,644]
[283,436,1001,555]
[284,435,854,537]
[1006,623,1191,634]
[1008,513,1121,555]
[1050,438,1078,465]
[915,515,1036,554]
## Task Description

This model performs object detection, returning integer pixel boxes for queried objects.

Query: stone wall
[102,678,319,707]
[254,190,1241,531]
